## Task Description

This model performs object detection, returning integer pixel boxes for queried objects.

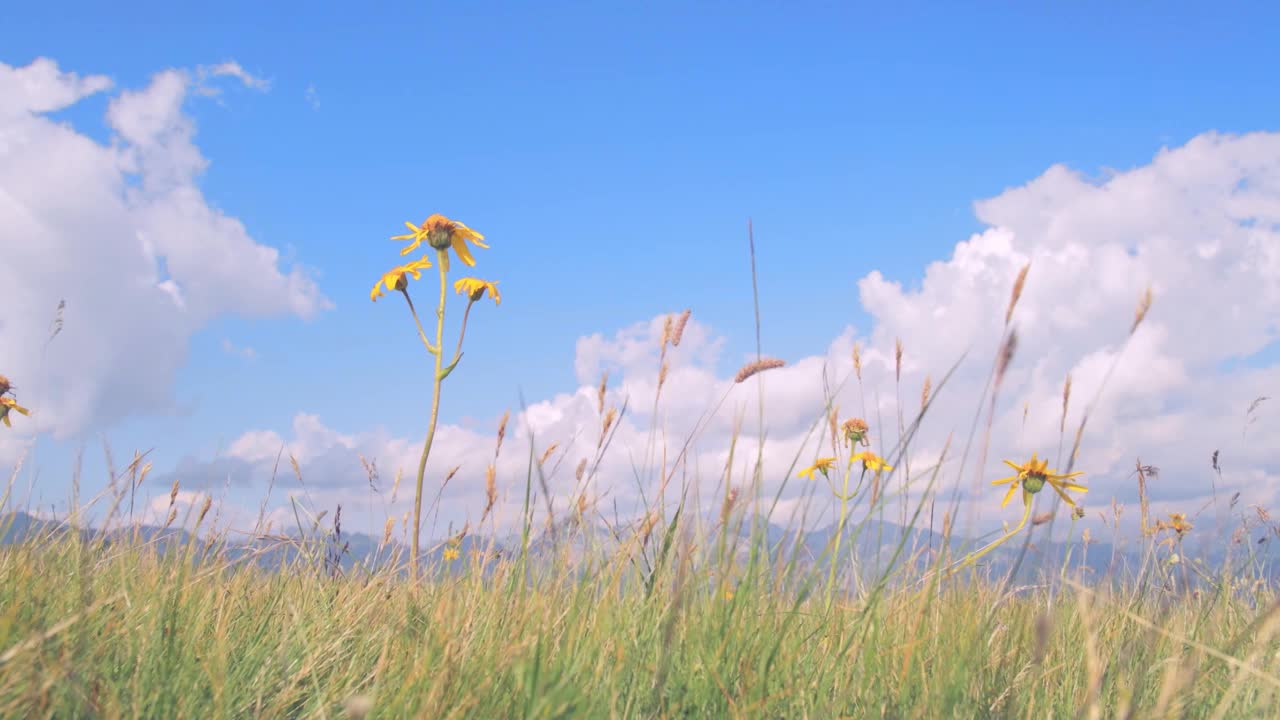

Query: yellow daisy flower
[443,547,460,562]
[797,457,837,481]
[852,451,893,473]
[370,256,433,302]
[392,213,488,271]
[454,277,501,305]
[0,396,30,428]
[991,452,1087,508]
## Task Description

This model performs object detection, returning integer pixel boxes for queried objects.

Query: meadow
[1,215,1278,719]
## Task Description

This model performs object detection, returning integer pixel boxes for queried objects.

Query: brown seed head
[575,458,588,482]
[539,443,558,466]
[921,375,932,409]
[995,329,1018,385]
[1032,511,1054,526]
[495,410,510,455]
[734,357,785,384]
[483,464,497,516]
[381,517,395,547]
[657,361,669,389]
[1061,373,1073,434]
[168,479,180,506]
[601,407,617,442]
[852,343,863,381]
[640,513,659,544]
[894,338,903,383]
[661,314,673,348]
[1005,262,1030,326]
[1131,285,1153,335]
[672,309,691,347]
[597,372,609,414]
[444,465,461,485]
[196,495,213,526]
[721,486,740,525]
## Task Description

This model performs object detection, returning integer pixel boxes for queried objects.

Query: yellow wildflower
[0,397,30,428]
[1155,512,1193,538]
[443,547,460,562]
[798,457,837,481]
[371,256,433,301]
[392,213,488,271]
[992,452,1086,508]
[852,451,893,473]
[454,277,501,305]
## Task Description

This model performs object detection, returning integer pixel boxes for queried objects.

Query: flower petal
[1000,483,1018,508]
[1047,480,1078,506]
[452,237,477,266]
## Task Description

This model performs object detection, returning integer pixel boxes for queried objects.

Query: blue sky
[2,3,1279,537]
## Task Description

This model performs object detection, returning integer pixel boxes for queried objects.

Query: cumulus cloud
[147,130,1280,541]
[0,58,331,464]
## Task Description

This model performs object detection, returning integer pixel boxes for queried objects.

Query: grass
[2,228,1278,718]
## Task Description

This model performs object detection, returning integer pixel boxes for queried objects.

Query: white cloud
[198,61,270,93]
[305,84,319,111]
[0,57,330,464]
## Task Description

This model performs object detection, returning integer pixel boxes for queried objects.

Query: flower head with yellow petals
[454,277,501,305]
[991,452,1087,508]
[798,457,837,481]
[392,214,488,271]
[0,397,30,428]
[371,256,433,301]
[852,451,893,474]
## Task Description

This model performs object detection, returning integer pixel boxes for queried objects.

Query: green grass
[1,500,1279,719]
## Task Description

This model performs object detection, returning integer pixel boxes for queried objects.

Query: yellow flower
[991,452,1086,508]
[0,397,30,428]
[852,451,893,473]
[454,277,501,305]
[392,213,488,271]
[798,457,837,480]
[1156,512,1193,536]
[371,256,433,301]
[443,547,460,562]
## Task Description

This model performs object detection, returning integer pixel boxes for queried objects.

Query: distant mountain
[5,508,1273,588]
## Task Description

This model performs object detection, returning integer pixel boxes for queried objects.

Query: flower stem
[945,490,1033,577]
[410,249,450,580]
[825,461,864,611]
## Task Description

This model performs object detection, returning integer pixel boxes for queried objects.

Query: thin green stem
[826,458,865,612]
[945,490,1033,577]
[410,249,449,580]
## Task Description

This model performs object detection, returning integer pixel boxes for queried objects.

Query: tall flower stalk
[799,418,894,610]
[373,214,499,578]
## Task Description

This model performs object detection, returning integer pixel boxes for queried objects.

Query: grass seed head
[1005,262,1030,326]
[1131,285,1153,335]
[672,309,691,347]
[734,357,785,384]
